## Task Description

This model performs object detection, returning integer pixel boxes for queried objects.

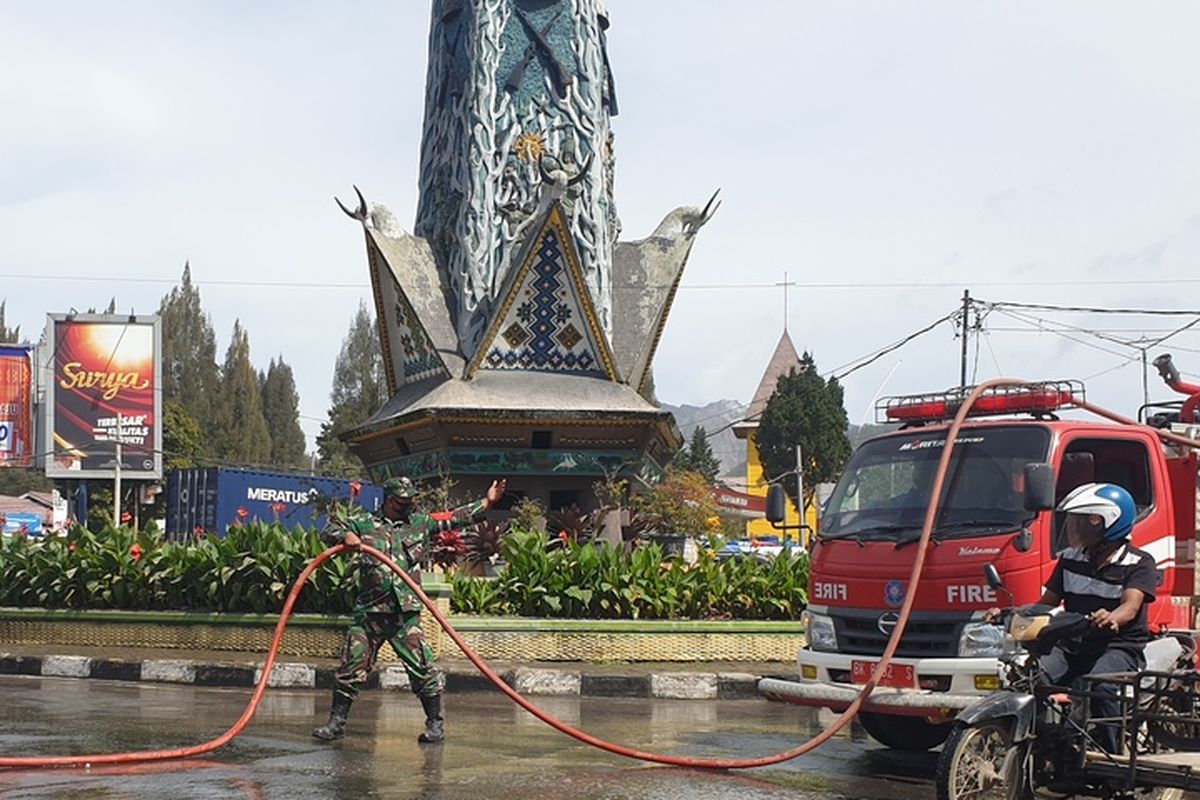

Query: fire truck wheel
[857,712,951,751]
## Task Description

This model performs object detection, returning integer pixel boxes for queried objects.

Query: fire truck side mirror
[1022,463,1055,512]
[983,563,1003,590]
[766,484,787,524]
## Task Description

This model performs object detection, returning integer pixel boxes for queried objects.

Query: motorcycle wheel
[1147,687,1200,752]
[935,721,1028,800]
[857,712,951,751]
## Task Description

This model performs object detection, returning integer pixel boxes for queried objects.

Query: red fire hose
[3,379,1195,771]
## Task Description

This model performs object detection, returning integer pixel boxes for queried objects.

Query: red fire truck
[759,357,1200,751]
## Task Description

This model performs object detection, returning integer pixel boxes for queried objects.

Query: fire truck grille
[833,614,963,658]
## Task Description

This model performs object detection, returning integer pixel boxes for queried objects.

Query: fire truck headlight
[802,610,838,652]
[958,622,1007,658]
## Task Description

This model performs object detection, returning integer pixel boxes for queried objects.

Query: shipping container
[165,468,382,540]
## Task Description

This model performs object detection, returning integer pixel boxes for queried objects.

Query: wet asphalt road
[0,675,940,799]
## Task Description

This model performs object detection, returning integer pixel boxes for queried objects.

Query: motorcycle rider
[989,482,1159,753]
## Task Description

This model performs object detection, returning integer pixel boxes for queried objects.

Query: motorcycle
[935,565,1198,800]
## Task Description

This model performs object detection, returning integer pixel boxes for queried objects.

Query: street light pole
[113,413,122,527]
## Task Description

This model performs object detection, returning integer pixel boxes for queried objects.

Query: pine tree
[260,357,308,469]
[214,320,272,465]
[158,263,221,453]
[0,300,22,342]
[756,352,851,508]
[684,426,722,483]
[163,400,205,471]
[317,301,386,477]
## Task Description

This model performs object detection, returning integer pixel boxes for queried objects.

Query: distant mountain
[849,422,894,449]
[660,399,748,479]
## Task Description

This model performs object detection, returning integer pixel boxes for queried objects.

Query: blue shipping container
[166,468,382,539]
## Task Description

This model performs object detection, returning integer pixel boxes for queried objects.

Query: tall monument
[340,0,717,509]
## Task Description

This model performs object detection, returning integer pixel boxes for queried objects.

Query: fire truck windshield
[821,425,1051,542]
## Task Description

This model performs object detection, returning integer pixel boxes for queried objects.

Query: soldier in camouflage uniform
[312,475,506,743]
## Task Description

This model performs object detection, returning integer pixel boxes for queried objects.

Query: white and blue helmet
[1057,482,1136,541]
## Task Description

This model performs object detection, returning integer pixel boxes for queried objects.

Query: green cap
[383,476,416,500]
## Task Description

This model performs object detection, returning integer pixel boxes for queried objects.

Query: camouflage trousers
[333,610,443,702]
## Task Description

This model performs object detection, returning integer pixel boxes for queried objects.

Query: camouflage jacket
[326,501,487,614]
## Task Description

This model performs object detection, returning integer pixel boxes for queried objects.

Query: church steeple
[734,330,802,439]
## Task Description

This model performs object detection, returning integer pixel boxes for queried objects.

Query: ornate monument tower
[340,0,716,509]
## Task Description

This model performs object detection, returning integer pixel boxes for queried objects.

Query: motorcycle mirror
[983,563,1003,590]
[1022,462,1056,512]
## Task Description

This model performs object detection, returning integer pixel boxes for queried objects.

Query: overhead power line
[9,274,1200,292]
[984,299,1200,316]
[828,310,959,381]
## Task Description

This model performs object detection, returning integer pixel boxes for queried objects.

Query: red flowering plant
[429,528,468,569]
[544,505,607,549]
[129,543,144,562]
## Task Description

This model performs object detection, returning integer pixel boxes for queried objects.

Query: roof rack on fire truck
[875,380,1085,426]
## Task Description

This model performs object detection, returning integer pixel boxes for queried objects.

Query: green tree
[0,468,51,496]
[163,400,205,471]
[631,470,720,538]
[260,357,308,469]
[0,300,22,342]
[675,426,721,483]
[317,301,386,477]
[158,263,221,453]
[214,320,272,465]
[755,352,851,510]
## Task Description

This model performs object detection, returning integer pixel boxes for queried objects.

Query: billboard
[0,345,34,468]
[44,314,162,479]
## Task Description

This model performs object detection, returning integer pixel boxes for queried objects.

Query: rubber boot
[417,693,444,743]
[312,693,352,741]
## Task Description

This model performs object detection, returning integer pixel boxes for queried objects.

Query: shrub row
[1,526,809,620]
[0,525,354,614]
[451,531,809,620]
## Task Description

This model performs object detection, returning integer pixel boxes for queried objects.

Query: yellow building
[733,331,819,543]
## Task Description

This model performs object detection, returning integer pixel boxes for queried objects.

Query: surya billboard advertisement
[44,314,162,479]
[0,345,34,468]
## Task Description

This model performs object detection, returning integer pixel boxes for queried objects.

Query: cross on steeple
[776,271,798,332]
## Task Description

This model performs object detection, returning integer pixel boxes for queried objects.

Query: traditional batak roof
[342,201,687,444]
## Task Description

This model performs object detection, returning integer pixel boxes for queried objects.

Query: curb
[0,652,770,700]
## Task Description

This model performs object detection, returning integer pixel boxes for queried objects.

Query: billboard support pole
[114,413,122,527]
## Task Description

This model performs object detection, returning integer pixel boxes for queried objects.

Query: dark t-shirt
[1045,543,1159,651]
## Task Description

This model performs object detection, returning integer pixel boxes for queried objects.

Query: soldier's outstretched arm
[433,479,507,533]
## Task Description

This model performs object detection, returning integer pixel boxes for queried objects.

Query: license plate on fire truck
[850,660,916,688]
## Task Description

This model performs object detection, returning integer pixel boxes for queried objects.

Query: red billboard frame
[0,345,34,468]
[43,314,163,479]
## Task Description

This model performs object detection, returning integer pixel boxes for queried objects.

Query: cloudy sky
[4,1,1200,450]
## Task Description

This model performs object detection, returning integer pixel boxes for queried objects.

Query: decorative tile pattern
[502,322,530,348]
[392,281,448,384]
[556,323,582,350]
[478,218,612,376]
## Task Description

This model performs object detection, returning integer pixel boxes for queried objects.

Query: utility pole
[794,443,804,546]
[959,289,971,390]
[113,413,122,527]
[1141,346,1150,409]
